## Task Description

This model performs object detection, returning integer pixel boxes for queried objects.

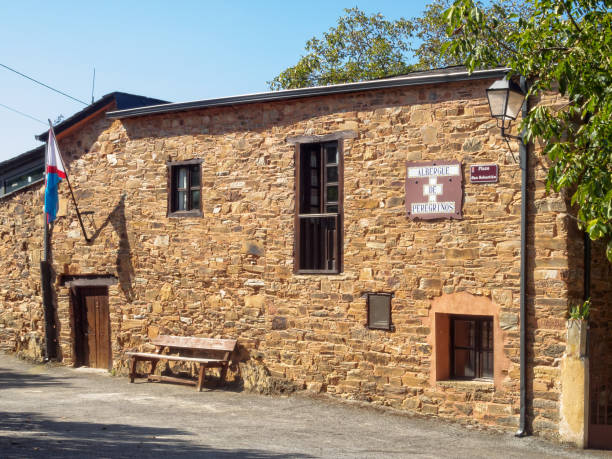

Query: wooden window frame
[167,159,203,218]
[450,315,494,381]
[366,292,395,331]
[294,140,344,274]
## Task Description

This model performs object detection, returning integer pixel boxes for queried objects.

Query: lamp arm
[500,125,523,141]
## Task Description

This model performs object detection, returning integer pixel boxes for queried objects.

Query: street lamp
[487,75,529,439]
[486,78,526,139]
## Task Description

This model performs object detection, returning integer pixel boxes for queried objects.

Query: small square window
[450,315,493,380]
[366,293,394,331]
[167,160,202,217]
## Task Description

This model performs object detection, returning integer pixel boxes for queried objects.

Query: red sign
[405,161,463,220]
[470,164,498,183]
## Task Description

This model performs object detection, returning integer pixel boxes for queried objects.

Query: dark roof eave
[107,68,509,120]
[35,92,168,142]
[0,144,45,173]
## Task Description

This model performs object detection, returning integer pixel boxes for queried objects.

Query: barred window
[295,142,343,273]
[451,315,493,380]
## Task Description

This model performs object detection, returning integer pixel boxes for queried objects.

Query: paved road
[0,353,608,458]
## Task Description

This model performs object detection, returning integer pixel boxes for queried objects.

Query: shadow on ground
[0,366,312,458]
[0,411,312,458]
[0,366,68,390]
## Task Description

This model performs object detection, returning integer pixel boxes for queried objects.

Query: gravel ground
[0,353,609,458]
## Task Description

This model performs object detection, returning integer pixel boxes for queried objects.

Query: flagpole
[42,174,49,262]
[47,120,90,243]
[41,129,55,360]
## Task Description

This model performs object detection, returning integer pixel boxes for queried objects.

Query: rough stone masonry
[1,75,610,443]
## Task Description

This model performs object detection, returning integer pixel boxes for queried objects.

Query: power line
[0,102,47,125]
[0,62,88,106]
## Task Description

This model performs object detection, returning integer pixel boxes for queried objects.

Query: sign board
[405,161,463,220]
[470,164,499,183]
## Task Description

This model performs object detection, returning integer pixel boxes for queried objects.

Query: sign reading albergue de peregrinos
[405,160,463,220]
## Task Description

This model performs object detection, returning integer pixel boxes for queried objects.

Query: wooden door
[73,287,111,369]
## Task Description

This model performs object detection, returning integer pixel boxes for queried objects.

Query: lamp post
[486,76,529,437]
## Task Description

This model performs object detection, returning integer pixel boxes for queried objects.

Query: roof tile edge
[107,67,509,120]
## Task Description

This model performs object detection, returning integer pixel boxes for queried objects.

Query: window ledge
[168,210,202,218]
[437,379,494,391]
[366,325,396,332]
[295,270,341,275]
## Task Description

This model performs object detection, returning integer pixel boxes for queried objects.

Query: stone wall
[0,78,605,440]
[0,183,45,360]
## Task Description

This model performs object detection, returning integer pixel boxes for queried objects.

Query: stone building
[0,67,610,447]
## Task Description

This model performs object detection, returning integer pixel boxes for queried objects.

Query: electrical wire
[0,62,88,106]
[0,102,47,125]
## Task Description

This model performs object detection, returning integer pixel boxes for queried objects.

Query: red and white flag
[44,128,67,222]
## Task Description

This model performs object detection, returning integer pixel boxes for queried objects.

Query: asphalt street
[0,353,608,458]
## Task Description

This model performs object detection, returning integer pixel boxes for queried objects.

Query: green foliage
[270,2,532,89]
[445,0,612,262]
[569,299,591,320]
[412,0,531,69]
[268,8,414,90]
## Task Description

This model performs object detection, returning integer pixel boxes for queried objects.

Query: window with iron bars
[295,141,343,274]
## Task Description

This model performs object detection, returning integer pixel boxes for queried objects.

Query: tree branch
[562,3,583,35]
[489,33,519,57]
[540,46,570,52]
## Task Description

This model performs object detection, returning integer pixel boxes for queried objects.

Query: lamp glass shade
[486,78,526,122]
[505,88,526,120]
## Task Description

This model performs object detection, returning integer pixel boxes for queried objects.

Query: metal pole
[584,233,591,302]
[41,132,57,360]
[516,75,529,437]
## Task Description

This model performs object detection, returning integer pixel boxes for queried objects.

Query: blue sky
[0,1,430,162]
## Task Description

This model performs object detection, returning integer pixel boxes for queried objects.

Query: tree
[445,0,612,261]
[270,3,531,89]
[268,8,414,90]
[412,0,532,69]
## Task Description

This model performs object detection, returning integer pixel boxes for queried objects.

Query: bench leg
[129,357,137,383]
[150,360,158,379]
[197,364,205,392]
[219,364,228,386]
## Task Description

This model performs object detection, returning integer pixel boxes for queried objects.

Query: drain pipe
[516,75,529,437]
[584,233,591,301]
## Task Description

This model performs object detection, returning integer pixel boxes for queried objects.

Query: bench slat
[151,335,236,351]
[147,374,198,386]
[126,352,226,364]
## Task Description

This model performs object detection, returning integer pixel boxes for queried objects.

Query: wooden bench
[126,335,237,391]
